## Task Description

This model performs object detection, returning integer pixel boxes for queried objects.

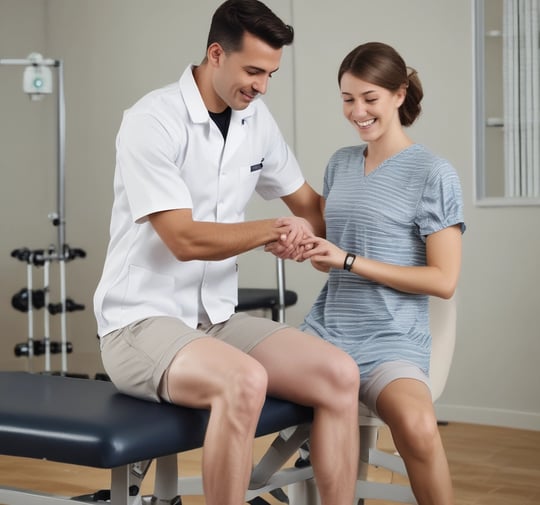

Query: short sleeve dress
[302,144,465,379]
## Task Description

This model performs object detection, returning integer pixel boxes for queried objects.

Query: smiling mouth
[355,118,376,128]
[241,90,257,101]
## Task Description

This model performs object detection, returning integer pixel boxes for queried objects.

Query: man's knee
[233,361,268,406]
[321,351,360,408]
[220,360,268,425]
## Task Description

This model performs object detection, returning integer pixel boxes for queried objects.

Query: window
[475,0,540,205]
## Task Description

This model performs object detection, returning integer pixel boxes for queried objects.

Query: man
[94,2,359,505]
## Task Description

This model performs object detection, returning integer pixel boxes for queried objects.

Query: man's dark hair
[207,0,294,52]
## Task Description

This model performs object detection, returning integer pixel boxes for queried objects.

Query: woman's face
[339,72,405,143]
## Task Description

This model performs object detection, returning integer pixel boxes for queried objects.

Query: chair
[236,257,298,323]
[287,294,458,505]
[351,295,457,504]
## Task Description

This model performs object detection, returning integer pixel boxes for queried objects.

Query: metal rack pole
[1,56,69,373]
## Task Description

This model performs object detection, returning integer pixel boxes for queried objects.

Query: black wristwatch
[343,253,356,271]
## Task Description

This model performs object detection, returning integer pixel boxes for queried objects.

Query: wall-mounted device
[22,52,53,100]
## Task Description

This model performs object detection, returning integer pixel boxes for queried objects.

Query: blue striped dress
[302,143,465,378]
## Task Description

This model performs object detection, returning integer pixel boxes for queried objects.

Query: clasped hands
[265,217,346,273]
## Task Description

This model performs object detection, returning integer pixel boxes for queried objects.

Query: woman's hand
[301,237,347,272]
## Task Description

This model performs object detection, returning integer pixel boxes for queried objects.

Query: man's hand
[266,216,315,261]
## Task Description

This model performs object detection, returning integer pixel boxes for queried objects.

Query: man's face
[211,32,282,111]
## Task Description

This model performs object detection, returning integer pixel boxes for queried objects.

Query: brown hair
[338,42,423,127]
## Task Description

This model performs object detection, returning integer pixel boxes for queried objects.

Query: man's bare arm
[149,208,289,261]
[281,182,325,238]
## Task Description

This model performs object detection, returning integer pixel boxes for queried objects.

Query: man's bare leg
[165,337,268,505]
[249,328,360,505]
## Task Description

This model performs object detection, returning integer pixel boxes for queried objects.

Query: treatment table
[0,371,315,505]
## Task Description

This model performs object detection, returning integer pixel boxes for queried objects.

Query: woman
[301,42,465,505]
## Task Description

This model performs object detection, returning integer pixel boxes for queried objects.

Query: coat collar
[179,65,255,126]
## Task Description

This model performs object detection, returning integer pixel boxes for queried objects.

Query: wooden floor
[0,421,539,505]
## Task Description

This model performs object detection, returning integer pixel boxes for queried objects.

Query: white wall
[0,0,538,430]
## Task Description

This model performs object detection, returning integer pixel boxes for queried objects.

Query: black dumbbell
[48,298,85,315]
[14,340,44,357]
[14,340,73,357]
[32,249,46,267]
[64,246,87,261]
[11,288,45,312]
[49,341,73,354]
[10,248,31,262]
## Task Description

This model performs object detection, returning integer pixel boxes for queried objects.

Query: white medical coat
[94,65,304,336]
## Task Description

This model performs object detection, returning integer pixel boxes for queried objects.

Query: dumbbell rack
[10,246,86,375]
[2,55,87,376]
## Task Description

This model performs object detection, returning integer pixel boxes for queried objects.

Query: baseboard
[435,403,540,431]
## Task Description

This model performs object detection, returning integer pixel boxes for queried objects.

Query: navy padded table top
[0,372,313,468]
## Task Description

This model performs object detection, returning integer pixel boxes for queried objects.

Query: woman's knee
[391,408,440,459]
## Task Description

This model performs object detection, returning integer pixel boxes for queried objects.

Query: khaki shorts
[100,313,287,403]
[360,360,431,415]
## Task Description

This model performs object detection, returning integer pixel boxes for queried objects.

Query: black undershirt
[209,107,232,139]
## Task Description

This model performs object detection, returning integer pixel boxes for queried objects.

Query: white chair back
[428,295,457,402]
